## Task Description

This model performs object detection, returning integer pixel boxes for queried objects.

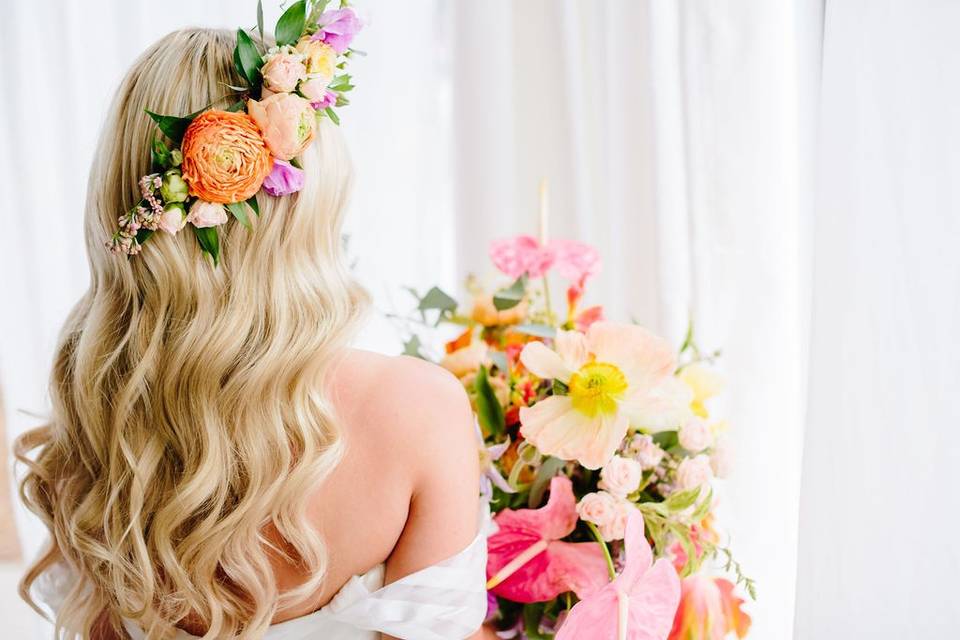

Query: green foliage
[325,107,341,125]
[522,603,552,640]
[493,275,527,310]
[514,323,556,338]
[256,0,265,45]
[528,457,566,508]
[475,365,505,436]
[226,201,252,229]
[276,0,307,46]
[246,194,260,217]
[234,28,264,88]
[402,334,424,359]
[145,110,195,145]
[417,286,458,313]
[192,225,220,266]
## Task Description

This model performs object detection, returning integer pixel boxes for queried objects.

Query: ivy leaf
[145,110,195,145]
[234,28,264,89]
[417,286,458,313]
[493,275,527,311]
[402,335,424,359]
[192,225,220,266]
[226,201,252,229]
[275,0,307,46]
[474,365,505,437]
[246,194,260,217]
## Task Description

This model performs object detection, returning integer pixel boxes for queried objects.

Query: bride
[15,20,494,640]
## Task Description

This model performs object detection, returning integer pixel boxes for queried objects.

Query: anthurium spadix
[486,476,609,602]
[556,510,681,640]
[519,322,694,469]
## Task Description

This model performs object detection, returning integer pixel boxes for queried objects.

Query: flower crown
[108,0,362,264]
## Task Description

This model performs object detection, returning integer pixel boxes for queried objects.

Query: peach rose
[247,93,316,161]
[187,200,228,228]
[440,342,488,378]
[180,110,272,204]
[261,51,307,93]
[299,75,332,102]
[471,295,529,326]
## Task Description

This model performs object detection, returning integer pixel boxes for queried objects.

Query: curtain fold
[794,1,960,636]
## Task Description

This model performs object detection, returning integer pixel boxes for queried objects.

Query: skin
[95,349,492,639]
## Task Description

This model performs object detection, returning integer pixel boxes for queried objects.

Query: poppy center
[568,361,628,417]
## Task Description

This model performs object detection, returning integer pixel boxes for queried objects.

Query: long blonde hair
[15,28,369,638]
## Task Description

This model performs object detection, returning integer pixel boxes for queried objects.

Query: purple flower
[310,8,362,54]
[310,89,338,110]
[261,159,305,197]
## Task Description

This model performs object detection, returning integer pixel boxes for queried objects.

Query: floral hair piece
[108,0,362,264]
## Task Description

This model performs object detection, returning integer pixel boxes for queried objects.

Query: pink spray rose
[247,93,316,161]
[679,417,713,453]
[158,204,186,235]
[675,454,714,491]
[626,433,666,470]
[261,159,305,197]
[186,200,228,228]
[261,51,307,93]
[598,455,643,498]
[312,8,362,53]
[577,490,632,541]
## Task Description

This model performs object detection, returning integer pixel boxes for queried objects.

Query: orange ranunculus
[180,110,273,204]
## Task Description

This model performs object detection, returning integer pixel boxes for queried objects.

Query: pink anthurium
[556,510,681,640]
[486,476,609,602]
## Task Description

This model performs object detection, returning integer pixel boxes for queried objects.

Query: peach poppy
[180,110,272,204]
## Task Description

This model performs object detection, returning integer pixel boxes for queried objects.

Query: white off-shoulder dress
[34,508,491,640]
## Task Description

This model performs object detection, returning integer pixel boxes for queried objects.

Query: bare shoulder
[331,349,476,455]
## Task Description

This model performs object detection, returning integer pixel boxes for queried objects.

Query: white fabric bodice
[35,508,491,640]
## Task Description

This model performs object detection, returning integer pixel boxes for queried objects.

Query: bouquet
[395,198,754,639]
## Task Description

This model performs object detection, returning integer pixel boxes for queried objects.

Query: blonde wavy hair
[15,28,369,639]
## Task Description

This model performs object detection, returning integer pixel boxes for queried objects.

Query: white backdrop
[794,0,960,637]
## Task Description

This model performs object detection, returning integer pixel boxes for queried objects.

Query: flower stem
[586,521,617,581]
[542,275,555,325]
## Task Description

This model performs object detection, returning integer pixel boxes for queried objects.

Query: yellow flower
[518,322,693,469]
[678,363,724,418]
[296,37,338,82]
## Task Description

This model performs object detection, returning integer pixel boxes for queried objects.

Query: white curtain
[794,1,960,637]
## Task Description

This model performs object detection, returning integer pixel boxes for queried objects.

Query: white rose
[675,454,713,491]
[187,200,228,228]
[577,491,618,529]
[626,434,665,470]
[598,455,643,498]
[710,435,733,478]
[679,418,713,453]
[158,204,186,235]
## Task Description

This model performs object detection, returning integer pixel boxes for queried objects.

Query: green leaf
[275,0,307,46]
[689,487,713,522]
[256,0,265,45]
[528,457,565,508]
[151,136,171,170]
[514,323,556,338]
[417,286,458,313]
[402,335,424,358]
[652,430,679,449]
[246,194,260,217]
[226,201,252,229]
[135,228,154,245]
[493,275,526,311]
[664,486,702,512]
[234,28,264,88]
[328,74,354,91]
[474,365,505,437]
[145,110,195,145]
[192,225,220,266]
[324,107,340,125]
[225,99,246,113]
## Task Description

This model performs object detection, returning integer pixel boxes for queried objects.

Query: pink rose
[261,52,307,93]
[675,454,713,491]
[598,455,643,498]
[679,417,713,453]
[247,93,316,161]
[626,434,665,470]
[577,491,618,529]
[186,200,228,228]
[158,204,186,235]
[598,499,633,542]
[299,75,332,102]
